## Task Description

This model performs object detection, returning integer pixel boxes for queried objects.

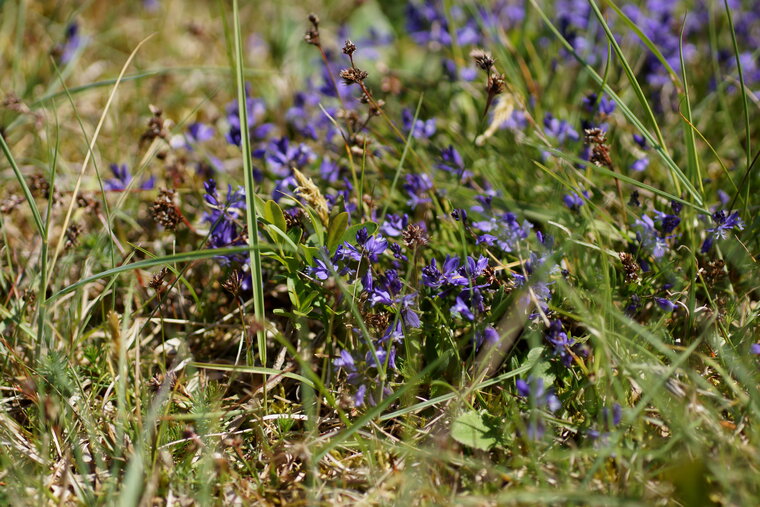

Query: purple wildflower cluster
[516,376,562,440]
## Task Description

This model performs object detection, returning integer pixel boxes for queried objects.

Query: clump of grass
[0,0,759,504]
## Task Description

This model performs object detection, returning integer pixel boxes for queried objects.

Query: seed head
[149,267,170,291]
[65,223,84,250]
[584,127,607,145]
[293,168,329,224]
[487,73,506,96]
[618,252,640,284]
[221,270,243,297]
[1,195,24,214]
[28,173,50,199]
[590,144,612,169]
[305,13,320,46]
[402,224,429,249]
[150,189,182,230]
[342,39,357,56]
[470,48,495,71]
[339,67,368,86]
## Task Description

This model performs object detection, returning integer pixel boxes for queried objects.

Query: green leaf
[263,200,287,232]
[326,212,349,254]
[451,410,498,450]
[340,222,378,245]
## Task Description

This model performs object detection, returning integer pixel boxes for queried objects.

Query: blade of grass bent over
[45,34,154,295]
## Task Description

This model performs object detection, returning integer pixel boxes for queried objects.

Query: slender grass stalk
[379,94,424,223]
[0,135,45,237]
[46,34,154,292]
[231,0,267,367]
[529,0,703,206]
[723,0,753,214]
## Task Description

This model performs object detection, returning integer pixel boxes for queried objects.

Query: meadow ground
[1,0,759,505]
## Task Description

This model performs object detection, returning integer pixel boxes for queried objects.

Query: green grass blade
[679,19,702,194]
[529,0,703,206]
[189,362,316,388]
[48,245,270,303]
[603,0,681,86]
[723,0,752,213]
[0,133,45,237]
[232,0,267,367]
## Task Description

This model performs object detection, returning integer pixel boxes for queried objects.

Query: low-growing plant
[0,0,759,504]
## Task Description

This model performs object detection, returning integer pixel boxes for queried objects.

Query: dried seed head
[339,67,368,86]
[293,168,329,224]
[584,127,607,145]
[305,13,320,46]
[701,259,726,285]
[149,267,170,290]
[402,224,429,249]
[221,270,243,297]
[77,193,100,212]
[65,223,84,250]
[366,312,390,332]
[619,252,640,284]
[284,208,304,230]
[486,73,506,96]
[368,97,385,116]
[28,173,50,199]
[342,39,357,56]
[470,48,495,71]
[381,75,402,95]
[140,105,168,145]
[590,144,613,169]
[482,265,499,286]
[1,194,24,214]
[150,189,182,230]
[304,29,320,46]
[149,371,177,393]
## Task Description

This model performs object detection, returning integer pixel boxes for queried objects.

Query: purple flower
[334,350,356,371]
[631,157,649,172]
[104,164,155,191]
[474,325,500,348]
[701,210,745,253]
[563,192,585,211]
[262,137,315,176]
[544,114,579,143]
[202,179,248,263]
[308,258,331,280]
[187,122,215,144]
[59,22,83,64]
[655,297,676,312]
[225,92,273,147]
[751,344,760,355]
[451,296,474,321]
[403,173,433,209]
[363,235,388,262]
[598,95,616,115]
[635,214,668,258]
[438,145,466,177]
[516,376,561,413]
[472,212,533,253]
[402,109,436,139]
[545,320,575,366]
[380,214,409,237]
